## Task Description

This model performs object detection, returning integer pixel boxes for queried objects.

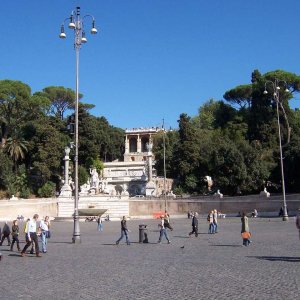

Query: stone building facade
[102,127,172,197]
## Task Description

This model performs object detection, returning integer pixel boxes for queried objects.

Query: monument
[101,127,172,197]
[57,127,174,218]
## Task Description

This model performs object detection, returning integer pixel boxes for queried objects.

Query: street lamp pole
[162,118,167,212]
[59,7,97,242]
[264,79,290,221]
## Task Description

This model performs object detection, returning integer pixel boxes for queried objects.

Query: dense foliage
[0,81,124,197]
[1,69,300,197]
[153,70,300,195]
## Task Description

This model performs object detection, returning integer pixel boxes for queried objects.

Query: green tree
[172,113,202,192]
[153,129,179,179]
[223,84,252,109]
[208,138,247,195]
[78,165,89,187]
[4,136,29,171]
[41,86,76,120]
[24,117,67,190]
[0,149,13,192]
[0,80,50,147]
[0,80,31,146]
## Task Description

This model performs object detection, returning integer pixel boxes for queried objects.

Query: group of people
[115,213,173,245]
[207,209,218,234]
[115,209,252,247]
[187,210,219,236]
[0,214,51,257]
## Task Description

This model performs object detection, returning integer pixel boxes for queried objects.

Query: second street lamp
[162,119,167,212]
[263,78,290,221]
[59,7,97,243]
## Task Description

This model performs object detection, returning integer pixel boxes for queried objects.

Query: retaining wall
[0,198,57,221]
[129,194,300,216]
[0,194,299,221]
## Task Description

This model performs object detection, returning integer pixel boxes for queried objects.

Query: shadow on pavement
[48,241,73,244]
[173,235,190,239]
[210,244,243,247]
[248,256,300,262]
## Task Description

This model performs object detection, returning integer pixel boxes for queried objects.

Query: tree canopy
[0,69,300,198]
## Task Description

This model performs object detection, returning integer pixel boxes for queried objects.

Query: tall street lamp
[59,7,97,243]
[263,78,290,221]
[162,119,167,212]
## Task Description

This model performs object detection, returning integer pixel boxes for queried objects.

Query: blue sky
[1,1,300,129]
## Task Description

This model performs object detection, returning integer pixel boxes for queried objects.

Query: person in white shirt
[39,216,50,253]
[21,214,41,257]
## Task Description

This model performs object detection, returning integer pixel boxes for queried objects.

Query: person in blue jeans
[39,216,50,253]
[213,209,218,233]
[158,215,171,244]
[97,217,103,232]
[208,211,214,234]
[116,216,130,245]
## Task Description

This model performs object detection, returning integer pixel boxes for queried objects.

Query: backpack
[207,214,210,222]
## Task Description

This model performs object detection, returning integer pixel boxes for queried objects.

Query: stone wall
[0,194,299,221]
[129,194,300,217]
[57,196,129,219]
[0,198,57,221]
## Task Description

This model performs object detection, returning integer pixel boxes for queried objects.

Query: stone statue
[204,176,213,191]
[79,181,91,196]
[214,189,223,198]
[90,168,100,191]
[260,187,270,198]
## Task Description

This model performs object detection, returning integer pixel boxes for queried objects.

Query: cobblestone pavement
[0,217,299,300]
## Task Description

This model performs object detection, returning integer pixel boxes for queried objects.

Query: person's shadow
[248,256,300,262]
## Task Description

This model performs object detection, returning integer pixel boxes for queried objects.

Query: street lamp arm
[83,14,96,22]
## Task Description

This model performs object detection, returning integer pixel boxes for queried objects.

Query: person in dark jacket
[116,216,130,245]
[10,220,21,251]
[164,212,173,231]
[189,212,199,237]
[0,221,11,246]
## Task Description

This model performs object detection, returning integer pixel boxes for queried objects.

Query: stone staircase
[57,196,129,219]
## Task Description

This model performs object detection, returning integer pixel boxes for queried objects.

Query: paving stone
[0,217,299,299]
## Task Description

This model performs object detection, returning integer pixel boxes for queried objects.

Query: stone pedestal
[146,181,156,196]
[59,184,72,197]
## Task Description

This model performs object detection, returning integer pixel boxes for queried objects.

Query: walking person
[158,215,171,244]
[241,212,251,246]
[213,209,218,233]
[39,216,50,253]
[0,221,11,246]
[296,207,300,241]
[24,218,35,254]
[208,211,214,234]
[164,212,173,231]
[116,216,130,245]
[97,216,103,232]
[189,212,199,237]
[10,220,21,252]
[21,214,42,257]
